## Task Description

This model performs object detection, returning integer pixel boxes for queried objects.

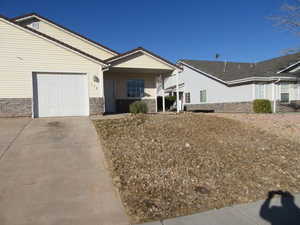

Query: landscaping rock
[93,114,300,224]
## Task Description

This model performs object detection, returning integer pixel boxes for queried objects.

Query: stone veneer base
[186,100,300,113]
[186,102,253,113]
[0,98,32,117]
[89,97,104,115]
[0,97,105,117]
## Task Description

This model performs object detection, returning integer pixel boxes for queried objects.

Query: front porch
[104,68,172,113]
[102,48,180,113]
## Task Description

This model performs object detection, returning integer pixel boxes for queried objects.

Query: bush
[156,96,177,111]
[165,96,176,109]
[129,101,148,114]
[253,99,272,113]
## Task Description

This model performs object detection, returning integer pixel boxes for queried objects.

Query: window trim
[185,92,191,103]
[127,79,145,98]
[280,83,290,103]
[255,84,265,99]
[32,22,39,29]
[200,89,207,103]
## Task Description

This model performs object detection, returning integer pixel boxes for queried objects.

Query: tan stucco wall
[104,72,157,99]
[26,19,116,60]
[114,54,174,70]
[0,19,103,98]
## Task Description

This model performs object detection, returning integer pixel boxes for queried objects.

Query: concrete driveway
[0,117,129,225]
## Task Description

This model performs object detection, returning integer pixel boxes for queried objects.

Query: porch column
[176,71,180,113]
[162,93,166,113]
[161,75,166,113]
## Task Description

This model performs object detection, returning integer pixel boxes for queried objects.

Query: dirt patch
[93,113,300,223]
[212,113,300,144]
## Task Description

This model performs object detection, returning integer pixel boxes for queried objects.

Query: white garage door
[35,73,89,117]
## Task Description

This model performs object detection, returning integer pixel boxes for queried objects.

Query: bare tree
[270,0,300,54]
[271,0,300,35]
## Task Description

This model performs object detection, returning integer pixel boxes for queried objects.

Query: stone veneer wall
[186,100,300,113]
[274,100,300,113]
[0,98,32,117]
[186,102,253,113]
[0,97,105,117]
[116,99,157,113]
[89,97,104,115]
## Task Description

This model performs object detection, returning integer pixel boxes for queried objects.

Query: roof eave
[0,16,108,66]
[11,13,119,56]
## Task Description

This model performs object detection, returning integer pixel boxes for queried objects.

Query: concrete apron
[0,117,129,225]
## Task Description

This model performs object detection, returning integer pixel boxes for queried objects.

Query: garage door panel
[35,74,89,117]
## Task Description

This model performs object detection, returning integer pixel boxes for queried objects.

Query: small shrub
[157,96,177,111]
[129,101,148,114]
[253,99,272,113]
[165,96,176,109]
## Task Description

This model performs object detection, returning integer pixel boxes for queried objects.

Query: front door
[104,79,116,113]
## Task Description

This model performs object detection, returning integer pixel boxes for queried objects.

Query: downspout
[176,71,180,113]
[273,78,281,113]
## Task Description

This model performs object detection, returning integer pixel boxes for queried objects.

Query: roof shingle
[181,52,300,82]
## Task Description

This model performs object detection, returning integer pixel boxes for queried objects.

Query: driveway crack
[0,119,32,162]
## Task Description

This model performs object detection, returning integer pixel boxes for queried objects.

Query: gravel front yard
[213,113,300,144]
[93,113,300,224]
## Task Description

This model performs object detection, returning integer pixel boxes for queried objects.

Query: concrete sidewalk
[139,193,300,225]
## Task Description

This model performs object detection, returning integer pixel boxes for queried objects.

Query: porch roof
[104,47,181,72]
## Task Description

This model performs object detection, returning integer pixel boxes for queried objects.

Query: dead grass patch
[93,113,300,223]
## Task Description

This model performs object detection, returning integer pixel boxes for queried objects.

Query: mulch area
[93,113,300,224]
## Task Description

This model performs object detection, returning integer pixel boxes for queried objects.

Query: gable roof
[12,13,119,56]
[0,14,107,65]
[105,47,180,70]
[180,52,300,83]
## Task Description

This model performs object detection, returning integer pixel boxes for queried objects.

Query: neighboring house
[0,13,179,117]
[165,53,300,113]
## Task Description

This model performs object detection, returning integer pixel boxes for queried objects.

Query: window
[255,84,265,99]
[127,79,144,98]
[185,92,191,103]
[32,22,39,29]
[280,83,290,103]
[200,90,207,103]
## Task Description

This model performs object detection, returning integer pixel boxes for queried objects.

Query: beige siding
[114,54,174,70]
[0,19,103,98]
[26,20,116,60]
[104,72,157,99]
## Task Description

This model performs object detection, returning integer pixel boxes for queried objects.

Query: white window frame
[32,22,39,29]
[255,84,265,99]
[200,89,207,103]
[280,83,290,103]
[127,79,145,98]
[185,92,191,103]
